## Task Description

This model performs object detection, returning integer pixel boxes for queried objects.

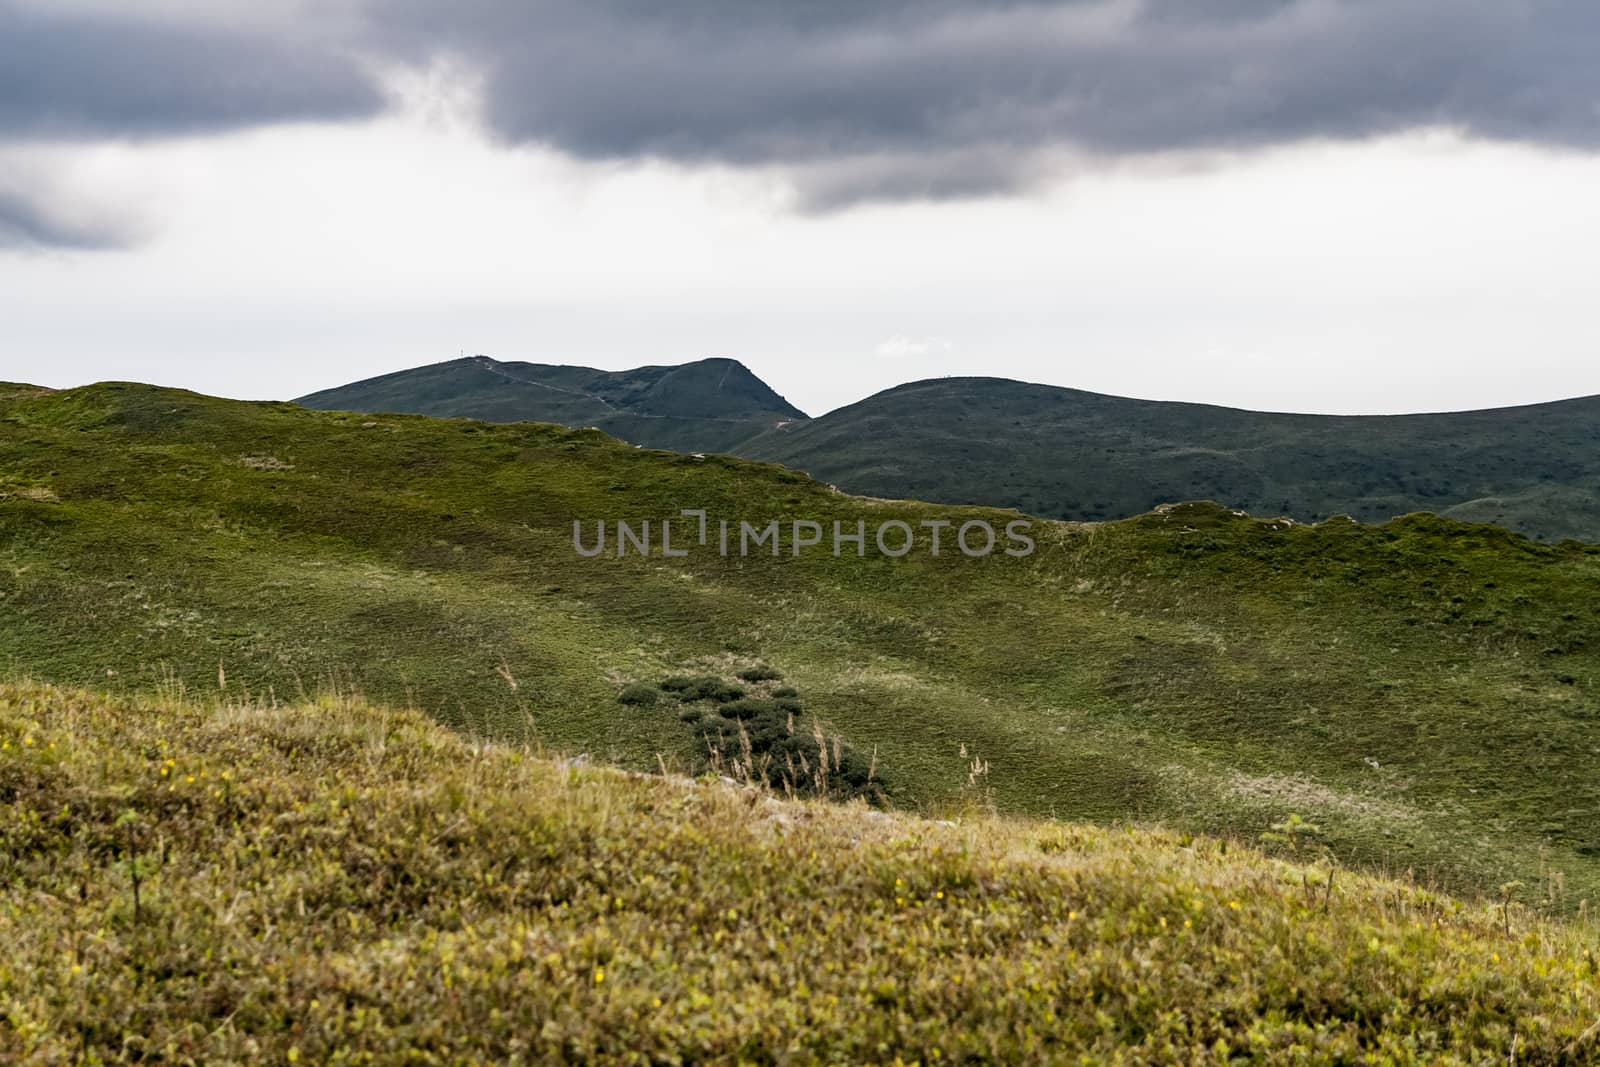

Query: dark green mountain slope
[296,354,808,454]
[738,377,1600,541]
[5,380,1600,911]
[300,361,1600,541]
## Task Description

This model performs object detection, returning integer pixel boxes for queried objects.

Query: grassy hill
[296,355,808,455]
[740,377,1600,542]
[4,679,1598,1062]
[5,380,1600,914]
[302,359,1600,541]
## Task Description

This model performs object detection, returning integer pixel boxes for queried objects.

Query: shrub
[832,747,879,791]
[741,712,788,750]
[663,676,745,703]
[720,698,776,720]
[618,682,659,706]
[772,686,799,698]
[737,665,784,683]
[685,695,884,805]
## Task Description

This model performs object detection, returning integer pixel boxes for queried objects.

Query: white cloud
[1,112,1598,419]
[0,143,160,249]
[876,335,956,359]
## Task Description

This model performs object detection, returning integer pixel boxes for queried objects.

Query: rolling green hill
[296,355,808,455]
[5,679,1596,1063]
[741,377,1600,542]
[302,359,1600,541]
[4,380,1600,914]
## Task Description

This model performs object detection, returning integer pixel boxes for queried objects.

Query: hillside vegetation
[303,358,1600,540]
[741,377,1600,542]
[4,680,1598,1063]
[4,381,1600,913]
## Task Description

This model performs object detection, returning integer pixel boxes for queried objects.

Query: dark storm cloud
[2,0,1598,230]
[0,2,383,140]
[370,0,1600,206]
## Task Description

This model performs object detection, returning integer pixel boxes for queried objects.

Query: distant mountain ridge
[740,377,1600,541]
[297,355,807,454]
[297,357,1600,541]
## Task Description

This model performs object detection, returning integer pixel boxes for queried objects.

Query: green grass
[5,381,1600,914]
[5,680,1599,1063]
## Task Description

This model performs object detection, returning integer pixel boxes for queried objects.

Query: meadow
[4,679,1598,1063]
[3,380,1600,915]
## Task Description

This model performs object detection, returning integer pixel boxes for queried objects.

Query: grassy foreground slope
[4,681,1599,1063]
[4,382,1600,909]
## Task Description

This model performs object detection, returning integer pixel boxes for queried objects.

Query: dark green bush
[661,675,744,703]
[660,676,879,803]
[742,713,788,750]
[617,682,658,706]
[737,665,784,683]
[696,714,736,736]
[720,698,776,720]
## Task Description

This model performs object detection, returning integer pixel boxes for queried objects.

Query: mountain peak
[617,357,807,421]
[296,354,807,453]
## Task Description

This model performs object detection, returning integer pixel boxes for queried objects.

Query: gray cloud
[3,0,1599,233]
[0,2,382,140]
[0,185,136,250]
[370,0,1600,207]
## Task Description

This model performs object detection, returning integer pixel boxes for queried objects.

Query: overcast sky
[1,0,1597,417]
